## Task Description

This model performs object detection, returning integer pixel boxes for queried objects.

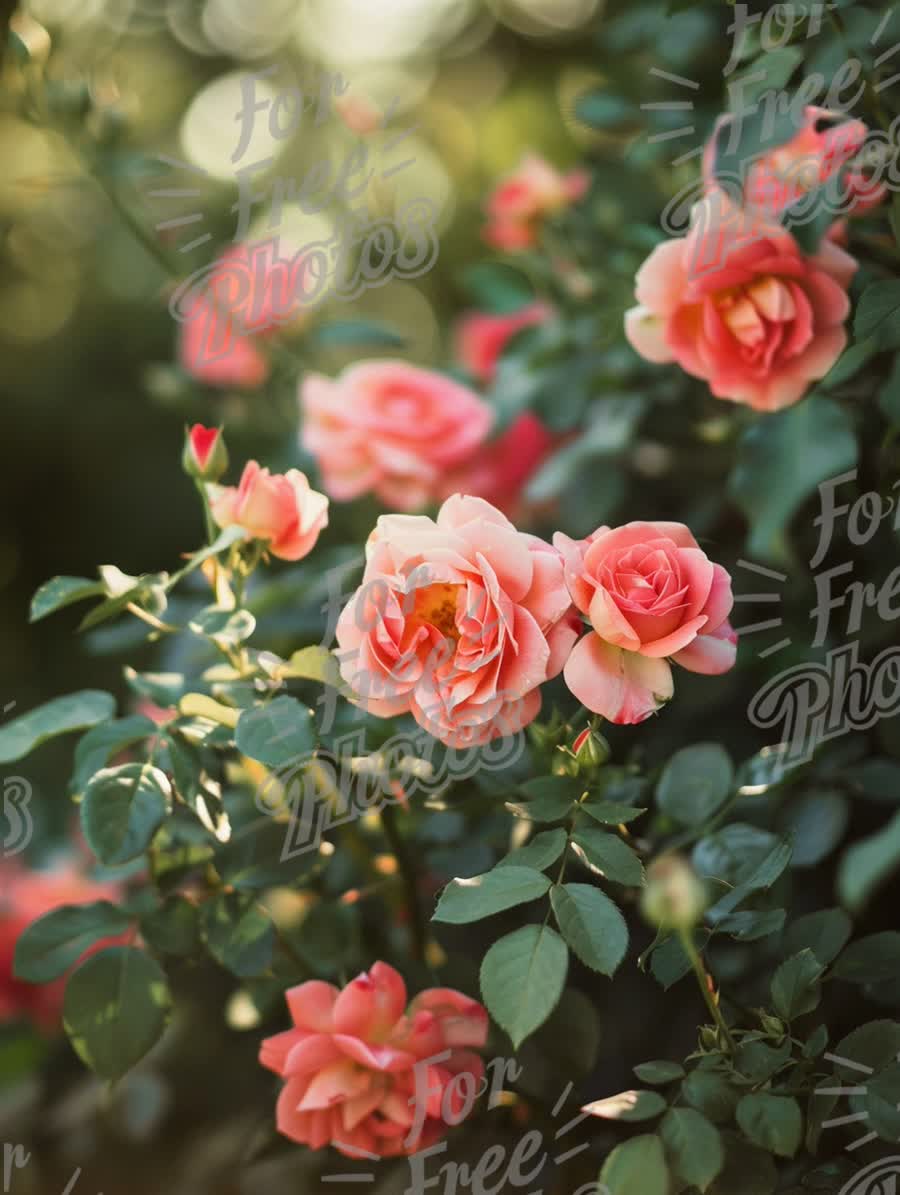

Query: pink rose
[484,154,589,251]
[178,241,302,390]
[703,106,884,221]
[555,521,737,725]
[0,859,124,1031]
[438,413,555,518]
[454,304,550,384]
[300,362,493,512]
[624,195,857,411]
[209,461,329,561]
[259,962,488,1158]
[336,494,579,748]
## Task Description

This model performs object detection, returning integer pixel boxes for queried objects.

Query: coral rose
[703,105,885,222]
[438,413,554,517]
[484,153,589,251]
[209,461,329,561]
[335,494,579,747]
[454,304,550,384]
[178,241,300,390]
[259,962,488,1158]
[555,521,737,724]
[300,362,493,512]
[0,858,123,1030]
[624,194,857,411]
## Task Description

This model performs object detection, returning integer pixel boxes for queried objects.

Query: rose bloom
[178,241,302,390]
[454,304,550,384]
[555,521,737,724]
[625,194,857,411]
[438,413,554,518]
[300,362,493,512]
[484,153,589,251]
[209,461,329,561]
[336,494,579,748]
[0,858,122,1030]
[703,105,885,221]
[259,963,488,1158]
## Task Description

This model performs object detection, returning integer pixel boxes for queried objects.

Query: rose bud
[641,855,708,932]
[183,424,228,482]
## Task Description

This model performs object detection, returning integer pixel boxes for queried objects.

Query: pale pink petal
[563,635,674,724]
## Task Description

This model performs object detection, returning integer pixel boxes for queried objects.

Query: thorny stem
[679,926,736,1053]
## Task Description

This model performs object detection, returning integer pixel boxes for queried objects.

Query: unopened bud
[572,726,610,774]
[641,855,708,931]
[183,424,228,482]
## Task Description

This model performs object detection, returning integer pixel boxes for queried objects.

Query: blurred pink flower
[209,461,329,561]
[555,521,737,724]
[484,154,588,251]
[260,962,487,1158]
[300,361,493,512]
[0,858,124,1031]
[438,413,554,518]
[454,304,550,384]
[703,105,885,222]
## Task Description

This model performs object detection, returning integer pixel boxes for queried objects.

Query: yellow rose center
[413,583,462,640]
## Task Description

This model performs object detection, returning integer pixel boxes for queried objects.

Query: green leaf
[693,823,781,888]
[682,1071,739,1124]
[311,319,406,348]
[139,897,200,957]
[29,576,104,623]
[833,932,900,984]
[573,90,637,129]
[71,715,157,793]
[780,790,848,867]
[633,1060,685,1085]
[571,826,644,886]
[124,668,185,706]
[202,894,275,978]
[580,800,647,825]
[728,396,857,561]
[771,949,824,1020]
[497,828,567,872]
[461,261,535,314]
[550,882,628,976]
[599,1134,669,1195]
[63,947,171,1080]
[661,1107,724,1192]
[863,1060,900,1142]
[479,924,568,1049]
[508,775,581,822]
[706,837,793,921]
[837,810,900,912]
[0,690,116,764]
[189,607,256,649]
[80,764,171,865]
[433,866,552,924]
[822,337,879,390]
[584,1090,667,1122]
[657,743,733,826]
[783,908,852,967]
[14,902,132,983]
[235,697,315,768]
[734,1037,792,1083]
[736,1093,802,1158]
[290,902,359,977]
[832,1021,900,1079]
[716,909,786,942]
[854,279,900,349]
[712,103,799,189]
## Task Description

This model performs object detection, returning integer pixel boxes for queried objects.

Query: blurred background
[4,0,898,1190]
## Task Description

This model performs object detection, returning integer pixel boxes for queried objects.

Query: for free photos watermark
[815,1037,900,1193]
[160,67,440,368]
[738,468,900,763]
[646,4,900,271]
[1,1144,98,1195]
[323,1052,607,1195]
[1,702,32,859]
[254,557,532,860]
